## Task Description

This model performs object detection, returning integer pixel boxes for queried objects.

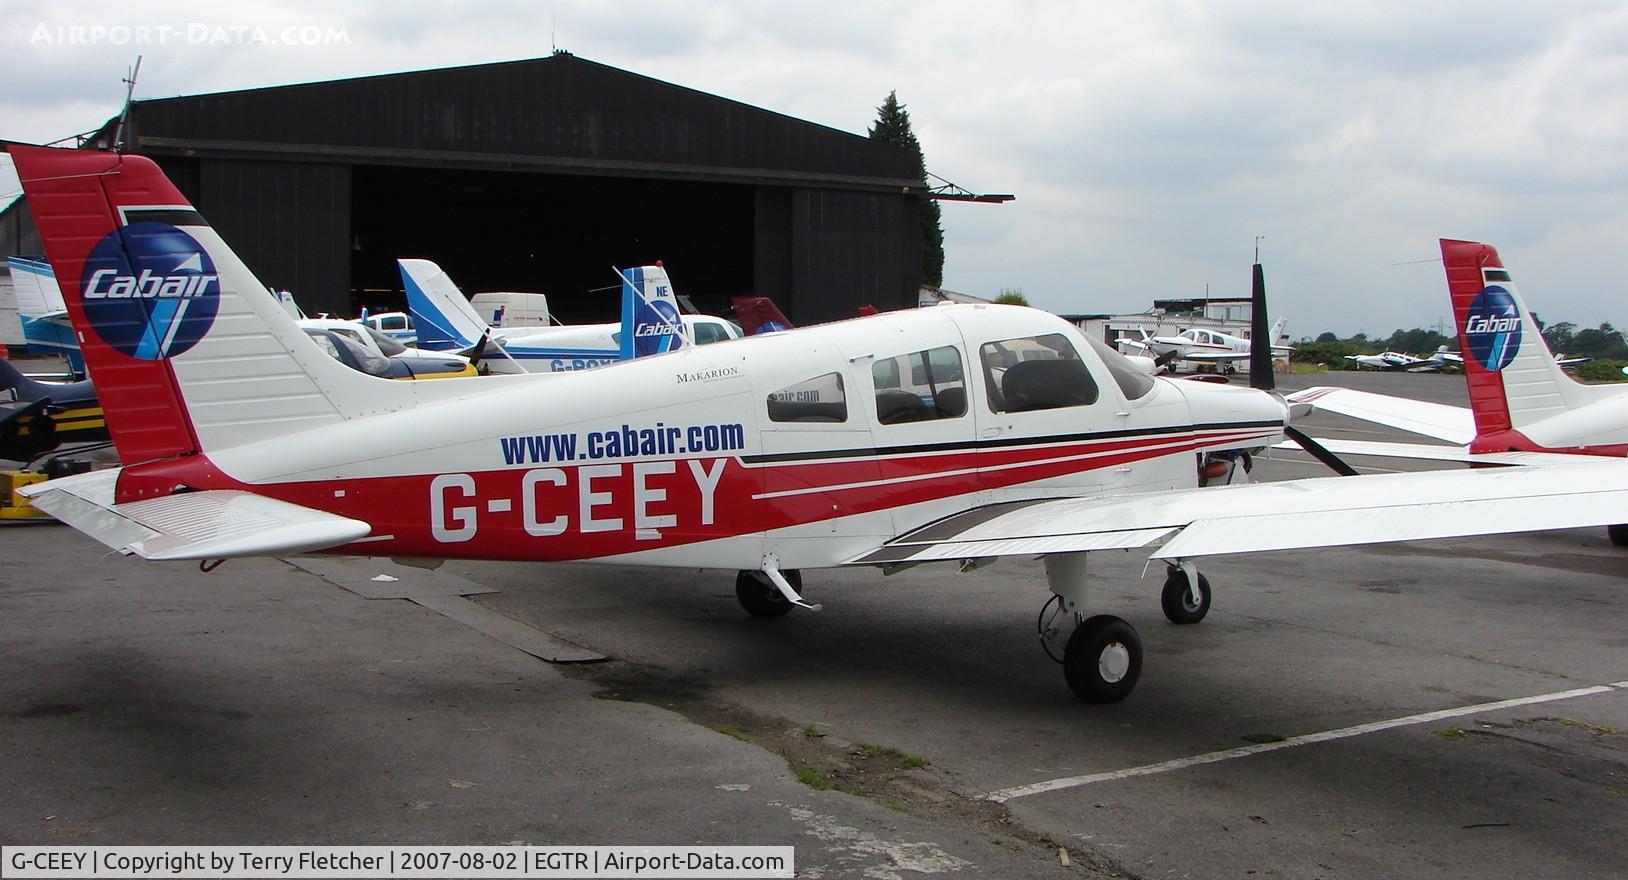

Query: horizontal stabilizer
[848,461,1628,565]
[20,469,371,560]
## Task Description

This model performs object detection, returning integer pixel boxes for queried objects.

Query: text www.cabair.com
[499,422,747,465]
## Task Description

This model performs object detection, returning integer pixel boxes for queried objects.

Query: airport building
[0,53,928,324]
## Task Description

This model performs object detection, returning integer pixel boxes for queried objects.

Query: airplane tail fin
[617,264,689,359]
[6,256,83,371]
[1269,316,1287,345]
[399,258,492,350]
[1439,239,1613,451]
[9,145,417,471]
[731,296,794,335]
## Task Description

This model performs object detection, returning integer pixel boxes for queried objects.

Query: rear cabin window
[694,321,731,345]
[980,333,1099,413]
[871,346,967,424]
[767,372,848,423]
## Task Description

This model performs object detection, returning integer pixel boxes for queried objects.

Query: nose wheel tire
[1063,615,1143,704]
[736,569,800,618]
[1609,525,1628,547]
[1160,568,1211,625]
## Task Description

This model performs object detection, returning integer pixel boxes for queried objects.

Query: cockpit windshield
[1082,335,1156,400]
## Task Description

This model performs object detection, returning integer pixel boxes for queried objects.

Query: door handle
[981,426,1004,438]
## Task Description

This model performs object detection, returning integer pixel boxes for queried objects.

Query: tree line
[1294,318,1628,381]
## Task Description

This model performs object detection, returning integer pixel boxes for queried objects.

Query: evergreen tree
[869,91,945,286]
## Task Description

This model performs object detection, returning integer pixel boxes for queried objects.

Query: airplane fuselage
[117,306,1285,571]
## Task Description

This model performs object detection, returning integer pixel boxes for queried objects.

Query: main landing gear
[736,556,820,618]
[1038,554,1212,703]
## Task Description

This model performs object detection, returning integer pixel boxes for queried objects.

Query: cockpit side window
[980,333,1098,413]
[870,345,967,424]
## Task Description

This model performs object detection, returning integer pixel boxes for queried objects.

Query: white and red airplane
[1288,238,1628,540]
[14,145,1628,704]
[1118,318,1291,369]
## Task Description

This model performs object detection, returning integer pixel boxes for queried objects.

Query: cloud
[1,0,1625,333]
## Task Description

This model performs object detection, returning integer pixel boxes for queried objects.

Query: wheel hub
[1098,641,1131,683]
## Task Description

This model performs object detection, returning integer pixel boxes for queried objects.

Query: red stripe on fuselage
[114,426,1281,562]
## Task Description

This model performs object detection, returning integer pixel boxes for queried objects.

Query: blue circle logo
[650,299,681,331]
[1463,285,1522,371]
[80,222,220,360]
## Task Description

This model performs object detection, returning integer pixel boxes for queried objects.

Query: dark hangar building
[0,53,928,324]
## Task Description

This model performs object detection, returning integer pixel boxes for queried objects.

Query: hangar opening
[349,166,754,324]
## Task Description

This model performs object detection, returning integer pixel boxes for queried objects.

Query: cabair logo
[635,298,683,338]
[1463,285,1522,371]
[80,222,220,360]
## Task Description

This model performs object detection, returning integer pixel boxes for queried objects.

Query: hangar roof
[93,52,924,192]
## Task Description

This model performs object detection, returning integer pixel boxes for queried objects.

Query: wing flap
[849,462,1628,564]
[21,468,371,560]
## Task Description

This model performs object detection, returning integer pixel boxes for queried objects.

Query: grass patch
[802,724,826,739]
[1558,718,1620,736]
[792,763,829,790]
[857,744,929,769]
[713,724,749,743]
[1436,727,1468,742]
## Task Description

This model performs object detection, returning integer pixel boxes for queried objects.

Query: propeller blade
[1248,262,1274,391]
[1283,425,1359,477]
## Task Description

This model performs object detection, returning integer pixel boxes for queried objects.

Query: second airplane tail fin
[399,258,492,351]
[731,296,793,335]
[1440,238,1615,451]
[617,264,689,359]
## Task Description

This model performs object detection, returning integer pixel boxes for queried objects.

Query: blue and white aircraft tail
[6,257,84,372]
[618,263,689,359]
[398,259,696,372]
[399,259,495,351]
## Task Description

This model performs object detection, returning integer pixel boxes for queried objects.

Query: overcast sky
[3,1,1625,337]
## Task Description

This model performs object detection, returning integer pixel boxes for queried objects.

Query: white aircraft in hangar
[14,143,1628,704]
[1289,238,1628,543]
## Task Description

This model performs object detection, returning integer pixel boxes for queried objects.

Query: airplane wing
[846,461,1628,565]
[1286,386,1475,444]
[1178,350,1252,363]
[19,469,371,560]
[1267,437,1596,467]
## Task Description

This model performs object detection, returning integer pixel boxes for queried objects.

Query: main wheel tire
[735,569,799,618]
[1160,569,1212,624]
[1063,615,1143,704]
[1609,525,1628,547]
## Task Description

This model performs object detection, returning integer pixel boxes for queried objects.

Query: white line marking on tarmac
[987,680,1628,803]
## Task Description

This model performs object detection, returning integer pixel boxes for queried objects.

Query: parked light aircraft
[7,257,84,374]
[16,146,1628,704]
[401,259,739,373]
[1118,318,1291,369]
[1343,346,1459,372]
[1287,238,1628,542]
